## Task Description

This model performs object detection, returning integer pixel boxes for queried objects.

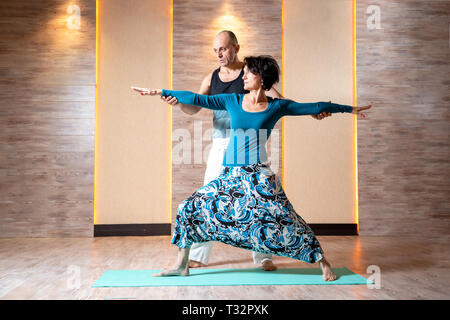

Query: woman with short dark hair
[243,55,280,91]
[132,55,371,281]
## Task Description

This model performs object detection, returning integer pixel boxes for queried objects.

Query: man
[162,30,332,271]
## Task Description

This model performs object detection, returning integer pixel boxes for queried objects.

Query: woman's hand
[131,86,162,96]
[352,104,372,118]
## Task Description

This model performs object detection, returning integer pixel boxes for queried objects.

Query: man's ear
[235,44,240,54]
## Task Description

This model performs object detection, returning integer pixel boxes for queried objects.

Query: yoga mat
[92,267,372,287]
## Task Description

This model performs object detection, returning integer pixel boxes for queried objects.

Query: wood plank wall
[356,0,450,236]
[0,0,95,237]
[171,0,283,225]
[2,0,447,238]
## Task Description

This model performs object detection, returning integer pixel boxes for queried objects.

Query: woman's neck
[248,88,267,103]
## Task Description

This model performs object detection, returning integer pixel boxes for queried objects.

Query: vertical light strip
[94,0,99,225]
[352,0,359,234]
[169,0,173,222]
[281,0,285,188]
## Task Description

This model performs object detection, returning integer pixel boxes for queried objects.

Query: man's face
[213,33,239,67]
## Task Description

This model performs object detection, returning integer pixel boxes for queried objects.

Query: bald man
[162,30,332,271]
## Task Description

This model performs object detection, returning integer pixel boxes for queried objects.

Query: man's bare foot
[261,259,277,271]
[152,265,189,277]
[319,257,336,281]
[188,260,207,268]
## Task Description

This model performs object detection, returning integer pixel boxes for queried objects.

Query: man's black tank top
[209,67,248,138]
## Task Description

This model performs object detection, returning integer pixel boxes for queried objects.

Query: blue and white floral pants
[172,163,324,264]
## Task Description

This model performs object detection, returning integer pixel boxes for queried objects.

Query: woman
[132,55,371,281]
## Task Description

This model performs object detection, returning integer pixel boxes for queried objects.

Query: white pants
[188,137,273,265]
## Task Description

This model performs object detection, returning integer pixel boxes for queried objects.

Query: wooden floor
[0,235,448,300]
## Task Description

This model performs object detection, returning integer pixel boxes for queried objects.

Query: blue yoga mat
[92,267,371,287]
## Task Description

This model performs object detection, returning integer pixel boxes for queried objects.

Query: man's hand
[161,95,178,105]
[311,112,332,120]
[311,101,333,120]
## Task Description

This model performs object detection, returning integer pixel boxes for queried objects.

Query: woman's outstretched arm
[162,89,232,111]
[279,99,371,117]
[131,87,231,111]
[267,88,333,121]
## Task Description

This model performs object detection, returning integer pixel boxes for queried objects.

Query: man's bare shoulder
[199,71,215,95]
[203,71,214,84]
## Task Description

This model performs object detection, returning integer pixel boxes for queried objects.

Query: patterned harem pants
[171,163,324,263]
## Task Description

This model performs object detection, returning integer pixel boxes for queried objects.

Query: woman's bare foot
[319,257,336,281]
[261,259,277,271]
[188,260,207,268]
[153,247,191,277]
[153,264,189,277]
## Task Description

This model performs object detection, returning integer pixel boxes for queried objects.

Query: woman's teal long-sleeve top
[162,90,353,167]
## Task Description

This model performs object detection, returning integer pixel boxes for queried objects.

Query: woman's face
[242,66,262,91]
